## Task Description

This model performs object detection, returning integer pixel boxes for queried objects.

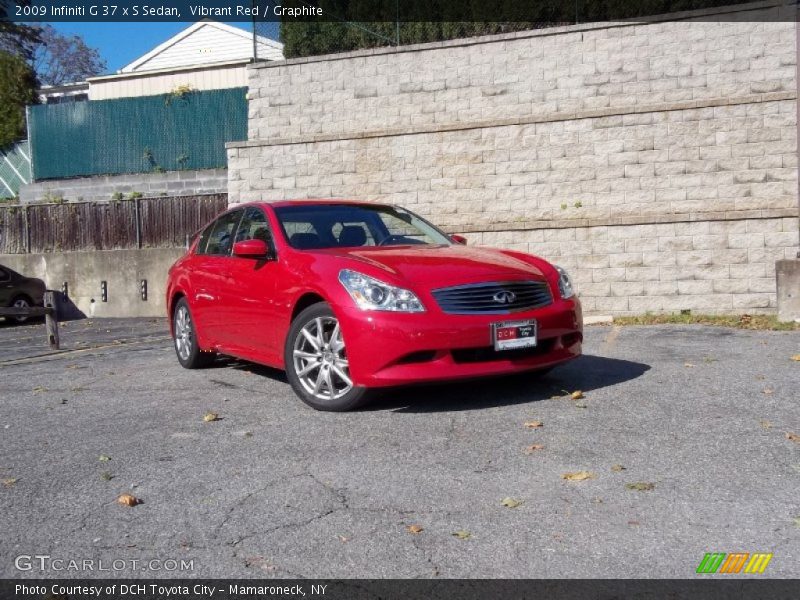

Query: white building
[39,21,283,103]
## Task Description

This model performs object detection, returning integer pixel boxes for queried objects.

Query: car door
[224,206,281,361]
[0,267,13,306]
[189,209,243,347]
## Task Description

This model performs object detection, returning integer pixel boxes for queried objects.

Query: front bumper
[337,298,583,387]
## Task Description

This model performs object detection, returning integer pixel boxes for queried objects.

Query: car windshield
[274,204,453,250]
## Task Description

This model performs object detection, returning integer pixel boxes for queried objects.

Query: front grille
[431,280,553,314]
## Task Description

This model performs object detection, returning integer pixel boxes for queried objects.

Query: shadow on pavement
[368,354,651,413]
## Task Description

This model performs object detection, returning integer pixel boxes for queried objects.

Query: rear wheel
[10,295,32,325]
[285,302,370,411]
[172,298,215,369]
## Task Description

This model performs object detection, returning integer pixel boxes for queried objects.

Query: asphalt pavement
[0,317,798,578]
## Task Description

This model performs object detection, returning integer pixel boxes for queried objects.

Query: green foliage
[0,51,38,146]
[111,191,124,201]
[278,0,738,59]
[128,191,143,199]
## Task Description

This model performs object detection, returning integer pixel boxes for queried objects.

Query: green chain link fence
[28,88,248,181]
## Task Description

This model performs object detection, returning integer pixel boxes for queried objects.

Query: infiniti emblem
[493,290,517,304]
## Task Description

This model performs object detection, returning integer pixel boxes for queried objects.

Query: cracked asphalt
[0,317,798,578]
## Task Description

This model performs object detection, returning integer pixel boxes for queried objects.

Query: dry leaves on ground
[570,390,584,400]
[759,420,772,430]
[500,497,522,508]
[611,464,626,472]
[203,412,220,423]
[405,525,423,534]
[2,477,18,487]
[524,444,545,454]
[763,387,774,395]
[100,472,114,481]
[785,432,800,444]
[625,482,655,491]
[523,420,543,429]
[117,493,142,507]
[98,455,111,462]
[791,355,800,362]
[452,530,471,540]
[561,471,594,481]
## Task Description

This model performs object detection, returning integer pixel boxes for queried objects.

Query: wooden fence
[0,194,228,254]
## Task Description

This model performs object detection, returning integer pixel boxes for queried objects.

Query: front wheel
[10,296,32,325]
[284,302,370,411]
[172,298,215,369]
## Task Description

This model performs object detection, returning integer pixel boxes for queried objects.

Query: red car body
[167,200,582,405]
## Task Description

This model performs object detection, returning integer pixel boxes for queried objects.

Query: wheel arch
[291,292,327,322]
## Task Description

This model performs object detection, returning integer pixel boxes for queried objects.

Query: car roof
[240,199,391,210]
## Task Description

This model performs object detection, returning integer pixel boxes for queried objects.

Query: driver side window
[198,210,243,256]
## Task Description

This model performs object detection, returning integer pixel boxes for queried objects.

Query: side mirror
[233,239,272,259]
[450,234,468,245]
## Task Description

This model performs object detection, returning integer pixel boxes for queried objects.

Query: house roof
[119,21,283,73]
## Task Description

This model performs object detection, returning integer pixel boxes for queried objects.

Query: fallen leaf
[786,432,800,444]
[625,482,655,491]
[523,420,543,429]
[2,477,18,487]
[759,420,772,430]
[100,472,114,481]
[98,455,111,462]
[337,535,350,543]
[791,355,800,362]
[116,493,141,507]
[32,386,47,393]
[452,530,471,540]
[611,464,626,472]
[524,444,545,454]
[793,517,800,528]
[243,432,253,438]
[203,412,220,423]
[561,471,594,481]
[628,520,640,526]
[763,387,774,395]
[570,390,584,400]
[500,497,522,508]
[684,362,695,368]
[574,402,587,409]
[405,524,423,534]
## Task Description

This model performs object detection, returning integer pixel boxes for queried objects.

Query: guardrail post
[44,291,59,350]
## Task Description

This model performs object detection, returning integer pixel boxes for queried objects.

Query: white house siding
[126,23,282,72]
[88,64,248,100]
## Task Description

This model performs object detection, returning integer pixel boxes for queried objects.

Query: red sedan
[167,201,582,411]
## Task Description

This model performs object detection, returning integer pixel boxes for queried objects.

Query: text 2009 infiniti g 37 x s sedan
[166,200,583,411]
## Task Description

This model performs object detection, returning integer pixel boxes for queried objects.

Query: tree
[0,2,41,61]
[0,51,38,146]
[33,25,106,86]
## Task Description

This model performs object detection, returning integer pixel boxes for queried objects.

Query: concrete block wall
[0,248,184,318]
[20,169,228,204]
[229,2,800,315]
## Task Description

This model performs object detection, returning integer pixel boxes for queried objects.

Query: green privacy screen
[28,88,247,181]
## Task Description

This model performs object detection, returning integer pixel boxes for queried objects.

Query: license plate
[492,319,537,351]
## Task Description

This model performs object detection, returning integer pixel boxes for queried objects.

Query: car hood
[312,245,549,287]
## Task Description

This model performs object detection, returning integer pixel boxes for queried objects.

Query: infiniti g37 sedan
[166,201,583,411]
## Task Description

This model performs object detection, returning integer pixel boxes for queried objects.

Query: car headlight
[555,265,575,299]
[338,269,425,312]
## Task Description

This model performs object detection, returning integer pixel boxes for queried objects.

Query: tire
[284,302,370,411]
[172,298,215,369]
[10,295,32,325]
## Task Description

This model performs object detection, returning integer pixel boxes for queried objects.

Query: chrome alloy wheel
[174,304,193,361]
[292,316,352,401]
